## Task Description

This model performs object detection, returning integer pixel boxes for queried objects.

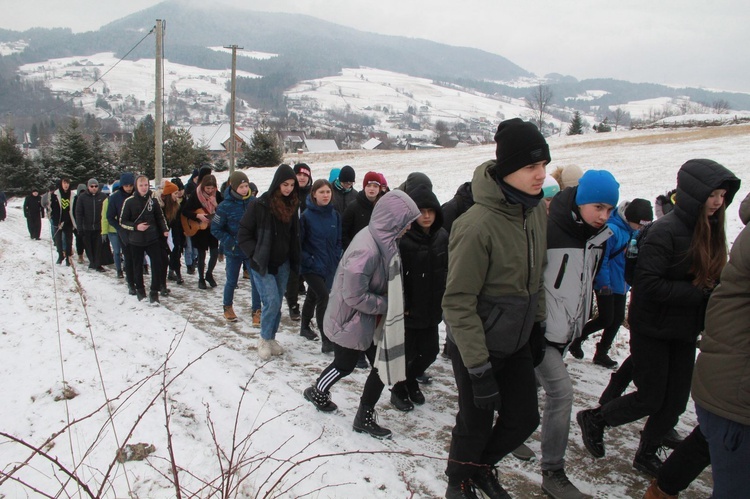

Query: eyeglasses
[89,185,98,188]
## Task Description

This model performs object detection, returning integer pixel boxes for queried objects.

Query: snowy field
[1,124,749,498]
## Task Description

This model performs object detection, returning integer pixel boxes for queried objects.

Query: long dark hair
[689,202,728,288]
[310,179,332,206]
[270,186,299,223]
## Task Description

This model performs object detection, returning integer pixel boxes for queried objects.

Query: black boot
[661,428,684,450]
[445,480,479,499]
[321,333,334,354]
[633,438,663,478]
[352,404,391,439]
[56,253,65,265]
[303,386,337,412]
[407,378,425,405]
[390,382,414,412]
[577,408,607,458]
[198,279,207,290]
[175,269,184,285]
[136,288,147,301]
[168,269,177,281]
[205,273,217,288]
[300,317,318,341]
[128,284,137,296]
[569,338,584,359]
[149,290,160,304]
[160,285,171,296]
[472,466,511,499]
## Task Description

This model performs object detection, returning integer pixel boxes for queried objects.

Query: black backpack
[624,222,654,286]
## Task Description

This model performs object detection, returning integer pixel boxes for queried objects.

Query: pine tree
[121,116,156,177]
[163,127,197,178]
[0,128,45,195]
[54,119,94,184]
[244,127,282,167]
[567,111,584,135]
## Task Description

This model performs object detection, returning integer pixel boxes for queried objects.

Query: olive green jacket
[442,160,547,369]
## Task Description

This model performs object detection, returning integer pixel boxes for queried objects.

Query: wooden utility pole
[224,44,242,174]
[154,19,164,184]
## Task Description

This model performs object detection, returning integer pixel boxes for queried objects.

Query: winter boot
[407,379,425,405]
[472,466,511,498]
[223,305,238,322]
[356,352,369,369]
[77,254,85,264]
[186,264,195,275]
[257,339,272,361]
[160,285,171,296]
[269,339,284,356]
[149,290,159,304]
[569,338,584,359]
[300,317,318,340]
[198,278,207,290]
[577,408,607,458]
[643,479,677,499]
[390,382,414,412]
[541,468,584,499]
[168,269,177,281]
[321,333,334,354]
[117,270,124,279]
[252,309,261,327]
[303,386,338,412]
[175,269,184,285]
[136,288,147,301]
[593,352,618,369]
[288,303,301,321]
[352,404,391,439]
[205,273,217,288]
[633,438,663,478]
[56,253,65,265]
[128,284,137,296]
[445,480,480,499]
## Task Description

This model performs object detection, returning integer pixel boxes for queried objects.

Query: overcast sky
[3,0,749,93]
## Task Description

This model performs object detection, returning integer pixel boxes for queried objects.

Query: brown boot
[643,480,677,499]
[223,305,238,322]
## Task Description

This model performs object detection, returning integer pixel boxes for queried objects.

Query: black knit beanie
[494,118,551,179]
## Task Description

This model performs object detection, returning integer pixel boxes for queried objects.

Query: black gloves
[529,321,547,367]
[468,365,502,411]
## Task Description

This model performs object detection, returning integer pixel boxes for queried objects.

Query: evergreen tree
[244,127,282,167]
[594,118,612,133]
[163,127,197,177]
[567,111,584,135]
[54,119,94,184]
[121,116,156,177]
[0,128,45,195]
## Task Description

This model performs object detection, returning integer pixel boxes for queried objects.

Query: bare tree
[712,99,730,114]
[612,108,630,131]
[526,85,554,131]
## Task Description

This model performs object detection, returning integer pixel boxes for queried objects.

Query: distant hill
[1,0,749,113]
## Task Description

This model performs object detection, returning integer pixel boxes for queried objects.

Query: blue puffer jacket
[593,203,637,295]
[300,194,342,284]
[211,187,253,258]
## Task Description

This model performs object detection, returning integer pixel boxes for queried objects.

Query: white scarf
[373,253,407,385]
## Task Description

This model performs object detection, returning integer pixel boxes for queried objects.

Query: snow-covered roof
[362,138,382,150]
[304,139,339,153]
[185,124,253,151]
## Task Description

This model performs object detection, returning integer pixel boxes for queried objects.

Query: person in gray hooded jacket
[303,189,420,440]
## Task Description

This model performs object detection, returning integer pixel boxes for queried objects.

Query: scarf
[373,253,407,385]
[196,186,218,215]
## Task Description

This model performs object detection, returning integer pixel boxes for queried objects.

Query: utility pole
[224,44,242,174]
[154,19,164,184]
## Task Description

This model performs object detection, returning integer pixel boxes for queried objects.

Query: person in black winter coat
[331,164,358,214]
[389,184,448,412]
[75,178,107,271]
[442,181,474,233]
[342,171,382,249]
[285,163,314,321]
[119,175,170,302]
[50,178,76,265]
[182,174,222,289]
[23,188,44,239]
[108,172,136,292]
[238,164,301,361]
[577,158,741,479]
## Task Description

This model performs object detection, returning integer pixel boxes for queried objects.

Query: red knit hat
[363,171,381,189]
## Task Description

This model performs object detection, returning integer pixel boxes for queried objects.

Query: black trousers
[54,223,73,257]
[26,216,42,239]
[445,339,539,483]
[81,230,101,268]
[131,242,162,292]
[122,239,136,288]
[580,292,627,355]
[402,325,440,386]
[197,246,218,280]
[285,267,302,308]
[658,425,710,495]
[315,342,384,407]
[301,273,330,333]
[601,331,696,442]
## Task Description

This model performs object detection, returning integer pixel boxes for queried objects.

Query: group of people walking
[17,116,747,498]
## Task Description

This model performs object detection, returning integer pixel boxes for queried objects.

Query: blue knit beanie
[575,170,620,207]
[120,172,135,186]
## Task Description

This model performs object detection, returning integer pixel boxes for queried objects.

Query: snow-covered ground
[2,125,748,498]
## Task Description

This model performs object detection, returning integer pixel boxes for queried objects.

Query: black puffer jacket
[629,159,740,342]
[119,190,169,247]
[401,185,449,329]
[442,181,474,234]
[342,190,376,249]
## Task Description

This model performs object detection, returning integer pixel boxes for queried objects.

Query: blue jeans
[251,262,290,340]
[249,267,261,312]
[184,236,197,266]
[108,233,122,273]
[535,345,574,472]
[223,255,249,306]
[696,404,750,498]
